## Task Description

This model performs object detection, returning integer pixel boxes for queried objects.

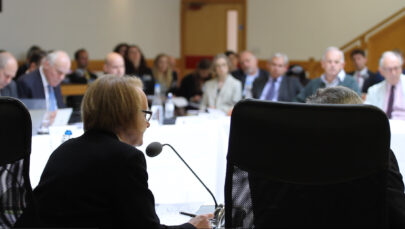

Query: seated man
[365,51,405,120]
[67,48,97,84]
[0,52,18,97]
[307,86,405,228]
[232,51,269,98]
[103,52,125,77]
[17,50,70,110]
[348,49,381,96]
[295,47,360,102]
[252,53,302,102]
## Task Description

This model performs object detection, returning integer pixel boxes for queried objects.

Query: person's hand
[188,213,214,229]
[191,95,201,103]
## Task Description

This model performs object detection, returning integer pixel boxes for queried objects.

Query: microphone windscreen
[146,142,163,157]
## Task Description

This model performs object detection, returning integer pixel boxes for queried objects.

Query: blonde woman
[152,53,178,95]
[200,54,242,115]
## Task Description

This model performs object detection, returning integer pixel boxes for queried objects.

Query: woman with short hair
[18,75,212,228]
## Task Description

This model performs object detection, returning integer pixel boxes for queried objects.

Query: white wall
[1,0,404,61]
[247,0,405,60]
[0,0,180,60]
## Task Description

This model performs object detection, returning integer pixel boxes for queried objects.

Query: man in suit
[67,49,97,84]
[232,51,269,98]
[366,51,405,120]
[103,52,125,77]
[252,53,302,101]
[0,52,18,97]
[349,49,382,95]
[295,46,360,102]
[17,50,70,110]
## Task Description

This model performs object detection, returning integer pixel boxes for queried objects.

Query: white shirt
[243,70,260,98]
[321,70,346,87]
[39,66,57,110]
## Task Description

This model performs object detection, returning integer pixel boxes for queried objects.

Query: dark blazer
[67,69,98,84]
[23,130,194,228]
[177,72,212,100]
[231,68,269,89]
[348,70,383,93]
[17,69,65,108]
[0,80,18,97]
[252,75,303,102]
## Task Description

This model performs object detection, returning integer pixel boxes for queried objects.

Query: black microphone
[145,142,218,208]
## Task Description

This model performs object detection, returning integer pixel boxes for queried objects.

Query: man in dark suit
[0,52,19,97]
[67,48,97,84]
[252,53,302,101]
[17,50,71,110]
[348,49,382,95]
[232,51,269,98]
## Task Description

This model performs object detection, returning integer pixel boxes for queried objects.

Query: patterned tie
[47,85,57,111]
[265,78,277,101]
[386,85,395,119]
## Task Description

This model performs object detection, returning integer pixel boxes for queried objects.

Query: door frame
[180,0,247,76]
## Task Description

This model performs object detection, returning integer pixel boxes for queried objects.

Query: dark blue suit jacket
[17,69,65,108]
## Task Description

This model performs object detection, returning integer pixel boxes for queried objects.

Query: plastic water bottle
[61,129,72,143]
[165,93,175,119]
[151,84,164,125]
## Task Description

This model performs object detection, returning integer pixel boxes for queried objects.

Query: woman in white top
[200,54,242,114]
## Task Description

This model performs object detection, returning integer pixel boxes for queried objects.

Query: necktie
[386,85,395,119]
[47,85,57,111]
[265,78,277,101]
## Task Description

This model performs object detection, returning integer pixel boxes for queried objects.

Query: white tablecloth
[30,118,405,208]
[31,116,231,207]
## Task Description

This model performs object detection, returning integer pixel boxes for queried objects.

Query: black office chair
[225,99,390,228]
[0,97,36,228]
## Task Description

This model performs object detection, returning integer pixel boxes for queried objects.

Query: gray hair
[306,86,362,105]
[379,51,404,67]
[0,52,16,69]
[45,50,68,66]
[322,46,345,63]
[270,52,289,65]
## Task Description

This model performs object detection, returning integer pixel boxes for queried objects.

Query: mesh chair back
[0,97,33,228]
[225,99,390,228]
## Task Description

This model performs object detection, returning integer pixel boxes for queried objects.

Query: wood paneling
[367,15,405,72]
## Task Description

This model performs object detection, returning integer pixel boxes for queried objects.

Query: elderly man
[295,47,360,102]
[232,51,269,98]
[17,50,71,110]
[365,51,405,120]
[0,52,18,97]
[349,49,382,95]
[252,53,302,102]
[103,52,125,77]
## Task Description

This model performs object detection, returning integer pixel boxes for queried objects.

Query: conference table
[30,116,405,224]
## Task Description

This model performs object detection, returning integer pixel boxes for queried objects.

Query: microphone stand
[163,144,218,208]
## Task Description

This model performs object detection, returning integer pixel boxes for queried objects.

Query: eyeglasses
[142,110,152,122]
[382,66,402,73]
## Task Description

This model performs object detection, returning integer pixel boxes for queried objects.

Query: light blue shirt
[260,76,284,101]
[243,70,260,98]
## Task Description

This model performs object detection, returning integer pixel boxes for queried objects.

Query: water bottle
[151,84,164,125]
[61,129,72,143]
[165,93,175,119]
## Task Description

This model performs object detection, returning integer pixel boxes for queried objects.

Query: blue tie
[47,85,57,111]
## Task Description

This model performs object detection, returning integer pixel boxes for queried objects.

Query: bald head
[104,52,125,77]
[42,50,71,87]
[0,52,18,89]
[239,51,258,75]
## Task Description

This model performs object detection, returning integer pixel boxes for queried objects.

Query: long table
[30,117,405,224]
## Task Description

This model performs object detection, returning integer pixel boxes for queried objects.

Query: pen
[179,211,196,217]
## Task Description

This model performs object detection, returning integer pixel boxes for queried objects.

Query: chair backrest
[225,99,390,228]
[0,97,34,228]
